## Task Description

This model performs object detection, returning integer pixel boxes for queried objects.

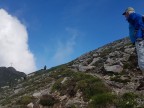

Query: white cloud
[0,9,36,74]
[53,28,79,65]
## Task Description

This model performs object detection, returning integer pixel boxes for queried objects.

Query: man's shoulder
[129,13,142,19]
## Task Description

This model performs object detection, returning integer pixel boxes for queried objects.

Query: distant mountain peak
[0,66,26,87]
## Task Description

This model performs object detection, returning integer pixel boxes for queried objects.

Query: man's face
[124,12,129,18]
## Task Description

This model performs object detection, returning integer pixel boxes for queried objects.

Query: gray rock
[109,81,124,89]
[122,53,130,61]
[60,95,67,101]
[104,64,123,73]
[105,58,115,65]
[33,92,41,98]
[109,51,120,57]
[61,77,68,84]
[27,102,34,108]
[89,57,101,66]
[93,53,99,57]
[14,88,23,94]
[1,86,9,89]
[124,48,135,54]
[78,65,95,72]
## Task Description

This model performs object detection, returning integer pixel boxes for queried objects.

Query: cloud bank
[0,9,36,74]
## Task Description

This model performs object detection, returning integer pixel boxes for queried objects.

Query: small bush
[39,94,58,106]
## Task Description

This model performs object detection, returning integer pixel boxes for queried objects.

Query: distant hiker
[44,65,47,70]
[123,7,144,73]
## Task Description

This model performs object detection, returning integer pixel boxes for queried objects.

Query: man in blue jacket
[123,7,144,74]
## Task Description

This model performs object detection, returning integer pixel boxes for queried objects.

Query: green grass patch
[18,95,34,105]
[88,93,117,108]
[51,67,112,104]
[110,75,130,84]
[117,92,138,108]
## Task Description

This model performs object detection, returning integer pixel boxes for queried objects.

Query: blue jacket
[127,13,144,43]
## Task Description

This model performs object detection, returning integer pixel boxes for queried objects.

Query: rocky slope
[0,37,144,108]
[0,67,26,88]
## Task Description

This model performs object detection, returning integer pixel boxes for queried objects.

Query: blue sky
[0,0,143,71]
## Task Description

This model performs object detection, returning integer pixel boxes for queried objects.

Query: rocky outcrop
[69,37,144,105]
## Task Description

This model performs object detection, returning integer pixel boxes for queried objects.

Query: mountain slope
[0,37,144,108]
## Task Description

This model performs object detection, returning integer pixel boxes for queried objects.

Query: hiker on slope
[123,7,144,74]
